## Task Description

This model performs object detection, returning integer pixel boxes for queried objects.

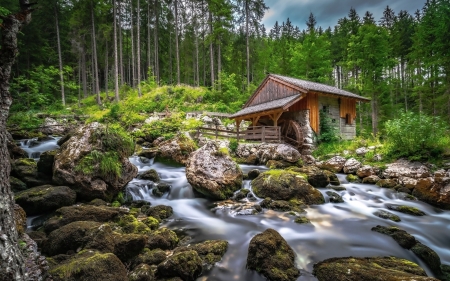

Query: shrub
[318,110,339,143]
[229,139,239,152]
[384,111,450,160]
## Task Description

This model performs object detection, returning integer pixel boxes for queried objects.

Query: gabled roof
[230,94,302,118]
[269,74,370,102]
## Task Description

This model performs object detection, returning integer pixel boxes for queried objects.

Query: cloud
[262,0,425,31]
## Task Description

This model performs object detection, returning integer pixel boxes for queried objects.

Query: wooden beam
[232,108,286,122]
[252,116,261,126]
[269,111,283,127]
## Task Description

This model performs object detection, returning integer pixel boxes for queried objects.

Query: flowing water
[18,137,60,160]
[127,156,450,281]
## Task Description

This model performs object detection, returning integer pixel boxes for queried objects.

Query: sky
[262,0,426,31]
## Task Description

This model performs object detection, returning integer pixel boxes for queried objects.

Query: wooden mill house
[230,74,370,154]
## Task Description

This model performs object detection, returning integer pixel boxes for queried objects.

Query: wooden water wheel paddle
[283,120,303,149]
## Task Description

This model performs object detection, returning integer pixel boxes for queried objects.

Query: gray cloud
[262,0,425,31]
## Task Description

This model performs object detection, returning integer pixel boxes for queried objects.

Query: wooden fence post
[215,125,218,140]
[262,126,266,142]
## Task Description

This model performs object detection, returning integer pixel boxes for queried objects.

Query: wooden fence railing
[197,126,281,143]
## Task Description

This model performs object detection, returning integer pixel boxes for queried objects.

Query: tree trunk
[105,40,109,98]
[113,0,120,101]
[174,0,180,85]
[217,37,221,91]
[0,3,33,280]
[81,48,88,98]
[91,1,101,105]
[55,5,65,107]
[137,0,142,96]
[119,0,124,85]
[371,93,378,136]
[245,0,250,89]
[130,0,135,87]
[154,0,160,84]
[209,9,214,87]
[147,0,152,78]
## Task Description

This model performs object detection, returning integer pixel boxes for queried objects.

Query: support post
[262,126,265,143]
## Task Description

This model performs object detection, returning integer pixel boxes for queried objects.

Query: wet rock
[131,248,167,268]
[86,198,108,206]
[186,141,243,200]
[343,158,361,174]
[114,233,148,262]
[158,134,197,165]
[330,186,346,191]
[156,250,203,281]
[412,177,450,210]
[383,159,430,179]
[372,225,416,249]
[400,176,418,190]
[44,205,126,233]
[57,133,72,146]
[27,231,47,249]
[386,204,426,216]
[10,176,27,192]
[234,189,250,201]
[137,169,160,182]
[15,185,76,216]
[49,251,128,281]
[319,156,346,173]
[53,122,137,201]
[356,165,376,178]
[246,228,300,281]
[260,198,300,212]
[175,240,228,265]
[37,150,57,177]
[144,205,173,222]
[7,138,28,159]
[362,175,381,184]
[11,158,48,187]
[247,169,260,180]
[313,256,438,281]
[294,216,311,224]
[128,263,155,281]
[373,210,401,222]
[147,227,179,250]
[39,117,67,135]
[137,148,158,159]
[117,214,152,234]
[377,179,397,189]
[252,170,324,205]
[346,174,361,183]
[326,191,344,203]
[323,170,340,186]
[411,242,442,275]
[290,166,330,188]
[152,183,171,197]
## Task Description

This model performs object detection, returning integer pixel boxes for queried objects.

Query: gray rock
[383,160,430,179]
[343,158,361,174]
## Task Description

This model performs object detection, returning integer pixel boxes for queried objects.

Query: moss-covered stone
[246,228,300,281]
[371,225,416,249]
[131,248,167,268]
[156,250,203,281]
[346,174,361,183]
[325,191,344,203]
[175,240,228,265]
[144,205,173,222]
[15,185,77,216]
[113,234,147,262]
[323,170,340,186]
[411,242,442,275]
[128,263,155,281]
[373,210,401,222]
[11,158,48,187]
[252,170,324,205]
[313,256,438,281]
[234,188,251,201]
[260,198,300,212]
[152,183,171,197]
[117,215,152,234]
[10,176,27,192]
[147,227,179,250]
[137,169,160,182]
[294,216,310,224]
[49,251,128,281]
[290,166,330,188]
[387,204,426,216]
[143,217,159,230]
[377,179,397,189]
[248,169,260,180]
[37,149,57,177]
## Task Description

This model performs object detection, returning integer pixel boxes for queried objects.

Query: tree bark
[119,0,124,85]
[105,40,109,98]
[137,0,142,96]
[55,5,65,106]
[81,45,88,98]
[91,1,101,105]
[174,0,180,85]
[0,2,33,280]
[147,0,152,78]
[154,0,160,84]
[245,0,250,89]
[130,0,135,87]
[113,0,120,101]
[208,9,214,87]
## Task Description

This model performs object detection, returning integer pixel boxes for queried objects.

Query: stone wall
[318,96,356,140]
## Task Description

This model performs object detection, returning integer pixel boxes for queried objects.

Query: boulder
[10,176,27,192]
[39,117,67,135]
[131,248,167,268]
[147,227,179,250]
[323,170,340,186]
[294,216,311,224]
[252,170,324,205]
[386,204,426,216]
[7,138,28,159]
[412,177,450,210]
[52,122,137,201]
[373,210,401,222]
[37,150,57,177]
[44,205,126,233]
[137,169,160,182]
[157,134,196,165]
[376,179,397,189]
[362,175,380,184]
[326,191,344,203]
[128,264,155,281]
[49,251,128,281]
[156,250,203,281]
[356,165,376,178]
[186,141,243,200]
[313,256,438,281]
[15,185,76,216]
[247,169,260,180]
[411,242,442,275]
[152,183,171,197]
[355,147,369,156]
[319,156,346,173]
[174,240,228,265]
[235,143,301,165]
[11,158,48,187]
[372,225,417,249]
[382,160,430,179]
[343,158,361,174]
[246,228,300,281]
[291,166,330,188]
[144,205,173,222]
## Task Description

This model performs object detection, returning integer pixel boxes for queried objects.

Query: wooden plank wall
[289,92,319,133]
[249,79,300,106]
[339,98,356,121]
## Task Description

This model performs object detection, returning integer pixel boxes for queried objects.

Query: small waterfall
[18,136,60,160]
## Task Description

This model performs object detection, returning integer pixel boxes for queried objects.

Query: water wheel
[282,120,303,149]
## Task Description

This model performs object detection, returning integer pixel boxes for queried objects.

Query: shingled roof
[230,94,302,118]
[270,74,370,101]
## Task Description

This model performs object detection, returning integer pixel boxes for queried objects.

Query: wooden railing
[197,126,281,143]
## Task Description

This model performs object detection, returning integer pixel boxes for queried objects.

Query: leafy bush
[229,139,239,152]
[318,110,339,143]
[384,111,450,159]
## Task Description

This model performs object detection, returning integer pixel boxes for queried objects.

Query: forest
[1,0,450,136]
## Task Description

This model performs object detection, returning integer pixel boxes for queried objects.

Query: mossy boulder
[14,204,27,235]
[362,175,381,184]
[386,204,426,216]
[15,185,76,216]
[412,177,450,210]
[323,170,340,186]
[44,205,126,233]
[158,134,197,165]
[52,122,137,201]
[11,158,48,187]
[186,141,243,200]
[7,137,28,159]
[175,240,228,265]
[326,191,344,203]
[152,183,171,197]
[49,251,128,281]
[117,215,152,234]
[377,179,397,189]
[372,225,417,249]
[248,169,261,180]
[156,250,203,281]
[411,242,442,275]
[144,205,173,222]
[246,228,300,281]
[266,160,296,169]
[294,216,311,224]
[346,174,361,183]
[373,210,401,222]
[113,233,148,262]
[131,248,167,268]
[10,176,27,192]
[291,166,330,188]
[137,169,160,182]
[147,227,179,250]
[234,188,251,201]
[313,256,438,281]
[319,156,346,173]
[260,198,304,212]
[252,170,324,205]
[37,149,57,177]
[129,263,155,281]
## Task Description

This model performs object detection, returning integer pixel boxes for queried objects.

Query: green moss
[143,216,160,230]
[117,215,151,234]
[396,206,426,216]
[75,150,122,178]
[294,216,311,224]
[346,174,360,182]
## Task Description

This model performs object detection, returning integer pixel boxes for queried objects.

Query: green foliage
[229,139,239,152]
[384,111,450,160]
[75,150,122,178]
[7,111,43,130]
[137,113,184,140]
[318,110,339,143]
[92,124,135,158]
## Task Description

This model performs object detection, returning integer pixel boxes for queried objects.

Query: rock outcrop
[186,141,242,200]
[157,133,197,165]
[235,143,301,165]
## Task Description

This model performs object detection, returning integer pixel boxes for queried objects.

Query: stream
[20,138,450,280]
